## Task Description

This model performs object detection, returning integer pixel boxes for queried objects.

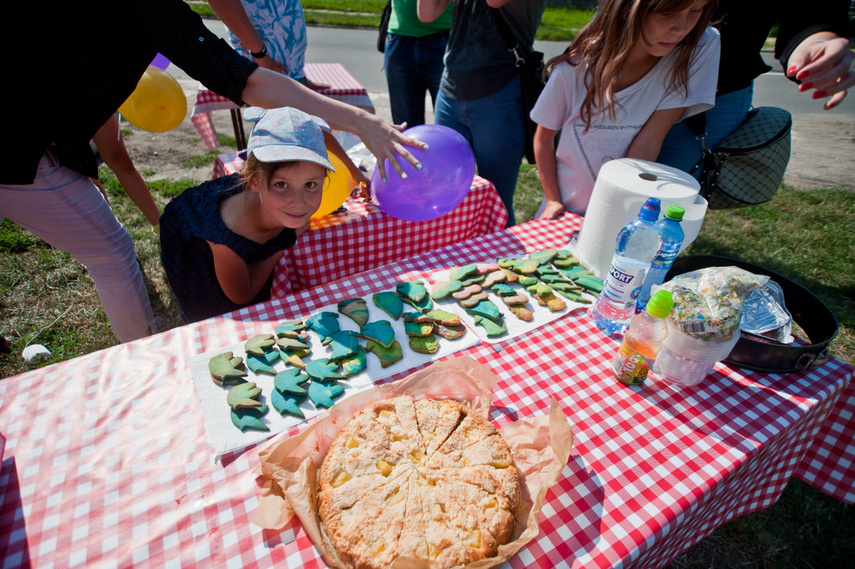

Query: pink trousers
[0,150,156,343]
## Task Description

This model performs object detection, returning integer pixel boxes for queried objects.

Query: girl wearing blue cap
[160,107,344,323]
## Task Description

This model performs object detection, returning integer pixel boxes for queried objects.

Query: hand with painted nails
[787,34,854,110]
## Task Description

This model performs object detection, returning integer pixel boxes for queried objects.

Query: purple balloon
[150,53,171,70]
[371,124,475,222]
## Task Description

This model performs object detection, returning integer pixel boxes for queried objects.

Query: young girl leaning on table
[159,107,367,324]
[532,0,720,218]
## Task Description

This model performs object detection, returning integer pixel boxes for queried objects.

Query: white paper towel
[569,158,707,280]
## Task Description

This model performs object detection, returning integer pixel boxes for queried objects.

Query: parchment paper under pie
[254,356,574,568]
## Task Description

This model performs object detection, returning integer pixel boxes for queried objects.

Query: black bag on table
[491,8,546,165]
[377,0,392,53]
[688,106,792,209]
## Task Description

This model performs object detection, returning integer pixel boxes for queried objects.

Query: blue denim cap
[243,107,335,172]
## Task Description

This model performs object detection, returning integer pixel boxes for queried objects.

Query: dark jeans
[383,31,449,127]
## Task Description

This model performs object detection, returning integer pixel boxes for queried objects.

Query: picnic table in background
[191,62,375,150]
[0,212,852,568]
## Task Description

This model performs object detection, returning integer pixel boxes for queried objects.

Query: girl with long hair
[532,0,720,218]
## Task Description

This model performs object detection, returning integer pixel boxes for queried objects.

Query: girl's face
[251,161,326,229]
[640,0,706,58]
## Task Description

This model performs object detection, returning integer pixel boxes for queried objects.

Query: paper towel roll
[569,158,707,280]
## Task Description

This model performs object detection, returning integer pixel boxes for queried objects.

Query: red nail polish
[813,90,828,99]
[788,66,797,75]
[799,82,813,91]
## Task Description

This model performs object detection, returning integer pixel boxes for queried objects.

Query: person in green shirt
[384,0,453,126]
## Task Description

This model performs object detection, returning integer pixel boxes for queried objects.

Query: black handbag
[491,8,545,165]
[687,107,792,209]
[377,1,392,53]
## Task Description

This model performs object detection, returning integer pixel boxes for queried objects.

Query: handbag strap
[491,7,528,67]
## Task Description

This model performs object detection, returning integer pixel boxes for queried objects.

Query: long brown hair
[546,0,716,129]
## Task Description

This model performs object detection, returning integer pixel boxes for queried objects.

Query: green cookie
[226,382,264,410]
[327,330,359,361]
[339,348,367,377]
[271,389,306,418]
[306,312,340,343]
[430,280,464,300]
[395,281,427,303]
[308,380,345,409]
[449,264,479,282]
[245,334,276,356]
[434,323,467,340]
[338,298,370,327]
[208,352,248,386]
[528,249,559,265]
[372,291,404,320]
[276,335,310,352]
[275,320,306,338]
[409,334,440,354]
[360,320,396,349]
[404,319,434,337]
[246,350,281,375]
[273,368,309,396]
[464,300,503,322]
[365,339,404,368]
[231,405,270,432]
[473,315,508,337]
[306,358,346,382]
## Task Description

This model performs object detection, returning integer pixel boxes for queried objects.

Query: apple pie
[318,396,520,568]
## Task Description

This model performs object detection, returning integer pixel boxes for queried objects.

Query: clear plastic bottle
[591,198,662,335]
[612,289,674,385]
[636,205,685,312]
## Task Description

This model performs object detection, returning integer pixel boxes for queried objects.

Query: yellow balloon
[312,150,354,219]
[118,66,187,132]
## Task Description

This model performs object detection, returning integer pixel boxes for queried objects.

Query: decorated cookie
[464,300,503,322]
[364,339,404,368]
[404,319,435,337]
[451,284,483,301]
[458,290,489,308]
[226,382,264,410]
[276,335,310,352]
[426,309,461,326]
[500,293,530,307]
[473,315,508,337]
[231,405,270,432]
[338,298,370,327]
[271,389,306,419]
[275,320,306,339]
[327,330,359,361]
[434,322,467,340]
[395,281,427,303]
[501,268,520,283]
[208,352,248,386]
[306,312,341,343]
[308,380,345,409]
[244,334,276,356]
[475,262,502,274]
[481,270,507,288]
[273,368,309,397]
[528,249,559,265]
[491,283,517,297]
[359,321,396,349]
[280,348,310,369]
[458,274,486,287]
[517,276,538,288]
[306,359,346,382]
[403,311,433,323]
[449,263,479,282]
[372,291,404,320]
[508,305,534,321]
[246,350,281,375]
[409,334,440,354]
[339,348,367,376]
[402,293,433,312]
[430,280,464,301]
[553,249,581,268]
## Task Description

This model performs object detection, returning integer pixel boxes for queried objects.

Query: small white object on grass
[22,344,52,363]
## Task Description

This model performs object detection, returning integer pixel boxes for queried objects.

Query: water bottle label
[603,258,647,302]
[612,342,651,385]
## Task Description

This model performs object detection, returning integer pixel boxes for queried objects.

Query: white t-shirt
[530,26,720,216]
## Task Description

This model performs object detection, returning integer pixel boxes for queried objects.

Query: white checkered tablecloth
[191,63,375,150]
[1,215,853,568]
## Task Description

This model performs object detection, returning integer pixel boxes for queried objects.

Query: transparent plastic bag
[740,280,794,343]
[656,266,768,343]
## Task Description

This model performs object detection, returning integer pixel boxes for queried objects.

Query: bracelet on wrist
[251,46,267,59]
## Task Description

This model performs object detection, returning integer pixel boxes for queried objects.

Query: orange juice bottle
[612,290,673,385]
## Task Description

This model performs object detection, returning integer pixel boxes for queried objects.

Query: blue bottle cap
[638,198,661,222]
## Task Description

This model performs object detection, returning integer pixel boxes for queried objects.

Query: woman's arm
[418,0,452,22]
[785,32,853,110]
[533,125,565,220]
[207,242,283,305]
[627,107,686,162]
[323,131,370,188]
[207,0,288,73]
[241,68,424,182]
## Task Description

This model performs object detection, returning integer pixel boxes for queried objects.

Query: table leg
[230,108,247,150]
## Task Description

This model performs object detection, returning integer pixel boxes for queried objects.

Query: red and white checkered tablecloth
[1,215,853,568]
[191,62,375,150]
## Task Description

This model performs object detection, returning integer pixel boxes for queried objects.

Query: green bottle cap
[646,289,674,318]
[664,205,685,222]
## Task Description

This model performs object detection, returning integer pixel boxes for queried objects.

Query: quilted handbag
[689,107,792,209]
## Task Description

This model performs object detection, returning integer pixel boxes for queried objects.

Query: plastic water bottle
[591,198,662,335]
[636,205,685,312]
[612,289,674,385]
